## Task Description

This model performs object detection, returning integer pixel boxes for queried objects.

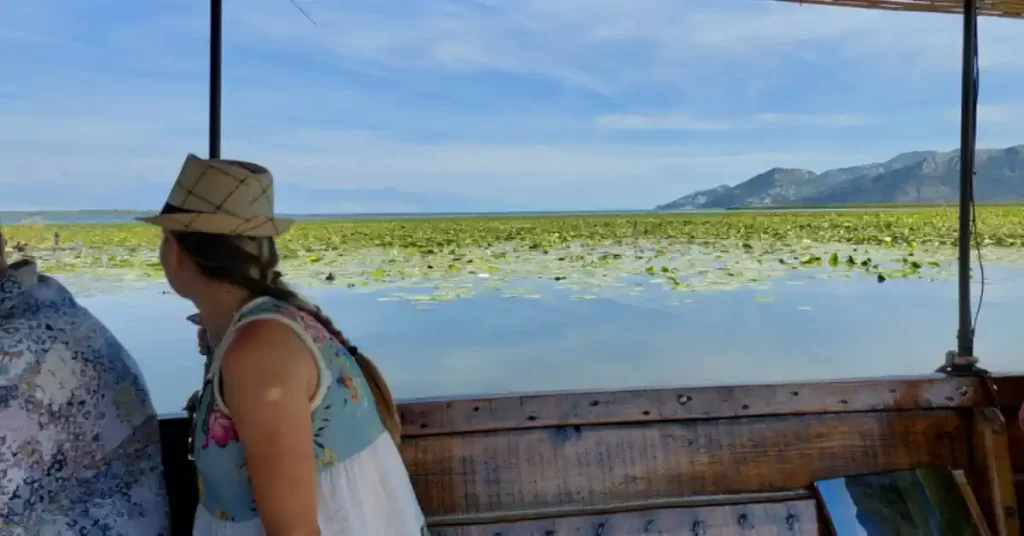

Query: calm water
[0,209,646,226]
[78,267,1024,415]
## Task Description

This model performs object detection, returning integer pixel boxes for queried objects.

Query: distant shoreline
[1,202,1015,227]
[0,208,649,226]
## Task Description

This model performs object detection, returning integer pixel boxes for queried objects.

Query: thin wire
[970,5,985,335]
[288,0,318,25]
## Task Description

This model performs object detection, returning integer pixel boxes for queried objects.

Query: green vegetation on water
[720,202,1024,211]
[723,202,1024,211]
[4,207,1022,302]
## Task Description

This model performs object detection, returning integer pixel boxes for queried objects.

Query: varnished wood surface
[974,408,1021,536]
[400,375,986,437]
[430,499,822,536]
[403,410,971,519]
[425,491,814,527]
[1003,408,1024,472]
[996,402,1024,533]
[955,470,997,536]
[992,376,1024,409]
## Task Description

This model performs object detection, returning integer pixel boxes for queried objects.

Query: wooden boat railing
[160,374,1024,534]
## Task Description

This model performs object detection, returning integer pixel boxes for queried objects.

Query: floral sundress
[190,296,427,535]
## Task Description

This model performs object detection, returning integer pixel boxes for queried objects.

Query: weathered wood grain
[1003,406,1024,534]
[991,376,1024,408]
[430,499,822,536]
[973,408,1021,536]
[1000,407,1024,472]
[402,410,971,519]
[158,374,1024,535]
[400,375,983,437]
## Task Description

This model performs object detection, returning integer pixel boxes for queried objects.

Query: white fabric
[192,432,426,535]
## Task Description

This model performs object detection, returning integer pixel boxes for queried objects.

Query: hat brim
[137,213,295,237]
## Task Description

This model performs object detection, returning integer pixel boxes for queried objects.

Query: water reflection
[79,267,1024,414]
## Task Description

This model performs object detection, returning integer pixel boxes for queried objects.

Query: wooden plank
[955,470,996,536]
[402,410,971,519]
[427,491,813,527]
[430,499,822,536]
[400,375,983,437]
[973,408,1021,536]
[993,376,1024,409]
[1001,407,1024,473]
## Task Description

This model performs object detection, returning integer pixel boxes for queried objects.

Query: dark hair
[171,231,402,444]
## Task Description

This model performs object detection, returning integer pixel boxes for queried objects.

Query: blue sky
[1,0,1022,213]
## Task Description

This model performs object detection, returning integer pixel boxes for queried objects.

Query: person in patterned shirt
[0,232,169,535]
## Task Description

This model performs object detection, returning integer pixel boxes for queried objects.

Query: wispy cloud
[0,0,1022,212]
[976,104,1024,124]
[596,112,869,131]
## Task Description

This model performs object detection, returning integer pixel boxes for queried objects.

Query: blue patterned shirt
[0,261,169,535]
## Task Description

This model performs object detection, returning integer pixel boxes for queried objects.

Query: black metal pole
[956,0,977,361]
[209,0,222,159]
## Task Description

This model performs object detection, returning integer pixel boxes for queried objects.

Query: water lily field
[5,207,1023,302]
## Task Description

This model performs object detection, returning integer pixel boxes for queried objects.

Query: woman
[0,233,169,535]
[140,154,426,535]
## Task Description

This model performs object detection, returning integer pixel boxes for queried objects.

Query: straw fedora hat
[138,154,294,237]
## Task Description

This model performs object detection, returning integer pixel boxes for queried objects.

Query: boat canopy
[775,0,1024,19]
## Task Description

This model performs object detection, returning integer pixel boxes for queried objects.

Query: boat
[157,0,1024,534]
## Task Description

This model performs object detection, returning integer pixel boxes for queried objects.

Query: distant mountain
[656,145,1024,210]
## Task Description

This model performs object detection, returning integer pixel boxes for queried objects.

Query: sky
[1,0,1022,213]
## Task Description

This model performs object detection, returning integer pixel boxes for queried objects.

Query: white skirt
[192,433,427,536]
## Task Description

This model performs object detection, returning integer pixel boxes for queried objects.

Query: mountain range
[656,145,1024,210]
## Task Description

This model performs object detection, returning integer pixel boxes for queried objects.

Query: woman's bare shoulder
[220,319,319,400]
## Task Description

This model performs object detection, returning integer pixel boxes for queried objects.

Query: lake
[79,264,1024,416]
[9,208,1024,415]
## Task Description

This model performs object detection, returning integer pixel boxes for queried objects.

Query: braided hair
[172,231,402,445]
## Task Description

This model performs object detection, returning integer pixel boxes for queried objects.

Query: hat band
[154,202,278,236]
[158,202,218,217]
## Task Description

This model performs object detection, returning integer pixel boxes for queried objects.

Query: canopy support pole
[955,0,978,367]
[209,0,222,159]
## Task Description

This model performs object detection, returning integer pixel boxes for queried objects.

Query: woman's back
[191,296,426,535]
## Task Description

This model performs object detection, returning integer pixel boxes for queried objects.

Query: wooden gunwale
[156,374,1020,433]
[398,373,1014,437]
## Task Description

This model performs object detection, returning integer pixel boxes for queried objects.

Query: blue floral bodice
[191,297,388,523]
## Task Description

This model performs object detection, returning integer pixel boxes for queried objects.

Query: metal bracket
[936,349,985,376]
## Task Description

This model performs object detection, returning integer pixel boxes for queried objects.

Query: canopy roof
[775,0,1024,19]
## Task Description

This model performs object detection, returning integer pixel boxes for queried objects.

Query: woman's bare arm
[221,320,321,536]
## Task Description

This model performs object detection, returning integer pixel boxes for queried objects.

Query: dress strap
[207,298,332,417]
